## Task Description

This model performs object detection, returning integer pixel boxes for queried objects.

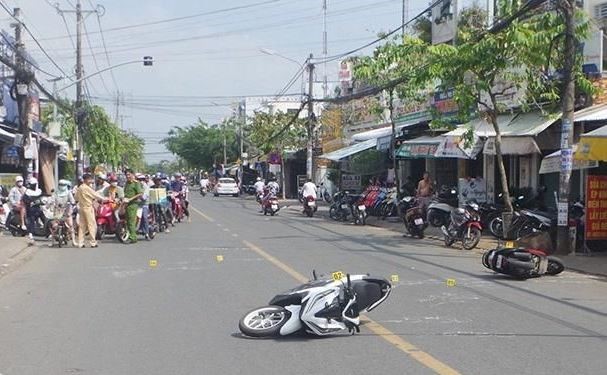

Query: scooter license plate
[358,205,366,211]
[414,218,424,226]
[496,255,504,269]
[271,205,278,210]
[308,201,316,207]
[341,204,348,209]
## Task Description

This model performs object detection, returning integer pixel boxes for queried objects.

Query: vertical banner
[585,175,607,240]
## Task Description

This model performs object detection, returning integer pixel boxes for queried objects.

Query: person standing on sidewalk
[8,176,26,229]
[416,172,434,212]
[124,170,143,244]
[75,174,107,248]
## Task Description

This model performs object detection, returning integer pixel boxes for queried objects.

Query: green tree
[248,111,307,198]
[353,36,431,198]
[427,0,592,215]
[162,120,239,170]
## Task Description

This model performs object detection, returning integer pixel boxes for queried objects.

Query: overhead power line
[0,1,70,79]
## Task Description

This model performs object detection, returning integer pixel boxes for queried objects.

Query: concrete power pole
[556,0,576,255]
[75,0,84,177]
[306,54,315,181]
[12,7,32,179]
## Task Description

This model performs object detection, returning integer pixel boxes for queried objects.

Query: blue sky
[3,0,436,162]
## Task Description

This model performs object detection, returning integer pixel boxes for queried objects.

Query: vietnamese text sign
[585,175,607,240]
[341,174,361,190]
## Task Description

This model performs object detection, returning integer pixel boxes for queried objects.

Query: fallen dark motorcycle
[482,247,564,279]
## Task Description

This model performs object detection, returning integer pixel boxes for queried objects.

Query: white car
[214,178,240,197]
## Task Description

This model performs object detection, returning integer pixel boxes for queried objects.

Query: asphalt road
[1,194,606,375]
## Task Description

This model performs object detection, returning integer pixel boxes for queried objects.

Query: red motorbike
[96,201,121,240]
[171,192,185,223]
[262,193,280,216]
[441,201,483,250]
[303,196,317,217]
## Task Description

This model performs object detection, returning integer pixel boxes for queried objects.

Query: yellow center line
[193,207,461,375]
[241,240,461,375]
[190,207,215,222]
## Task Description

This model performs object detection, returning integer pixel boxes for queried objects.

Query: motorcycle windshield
[351,279,391,312]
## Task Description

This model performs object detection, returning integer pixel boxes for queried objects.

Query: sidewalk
[0,232,38,279]
[279,199,607,278]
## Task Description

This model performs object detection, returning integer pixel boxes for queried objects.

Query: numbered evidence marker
[331,271,344,281]
[149,259,158,268]
[446,278,456,287]
[390,274,400,283]
[505,241,515,248]
[216,255,224,263]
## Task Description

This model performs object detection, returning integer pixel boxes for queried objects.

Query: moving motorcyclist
[199,172,209,191]
[301,178,317,200]
[253,177,265,211]
[21,177,45,243]
[50,179,76,245]
[266,177,279,197]
[151,175,171,233]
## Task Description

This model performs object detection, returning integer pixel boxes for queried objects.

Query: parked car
[214,178,240,197]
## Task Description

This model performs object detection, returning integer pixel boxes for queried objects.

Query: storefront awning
[351,115,429,142]
[574,104,607,122]
[319,139,377,161]
[483,136,541,155]
[395,136,441,159]
[434,133,484,159]
[540,146,598,174]
[450,111,558,138]
[576,125,607,161]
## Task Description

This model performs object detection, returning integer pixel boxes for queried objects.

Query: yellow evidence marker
[390,274,399,283]
[149,259,158,268]
[505,241,515,248]
[216,255,224,262]
[446,278,456,287]
[331,271,344,281]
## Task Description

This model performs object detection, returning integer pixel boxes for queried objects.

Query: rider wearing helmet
[95,173,109,192]
[21,177,44,242]
[51,179,77,245]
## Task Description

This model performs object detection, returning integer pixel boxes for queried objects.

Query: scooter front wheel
[239,306,291,338]
[546,256,565,275]
[462,227,482,250]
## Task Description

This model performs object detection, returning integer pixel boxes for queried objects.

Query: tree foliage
[162,120,239,170]
[247,111,307,155]
[42,101,145,170]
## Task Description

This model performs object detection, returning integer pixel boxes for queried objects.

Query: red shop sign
[585,175,607,240]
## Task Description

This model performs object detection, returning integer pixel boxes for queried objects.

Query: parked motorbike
[401,197,426,238]
[329,191,351,222]
[351,197,367,226]
[441,201,483,250]
[238,272,391,337]
[482,247,565,279]
[115,204,157,243]
[427,186,458,227]
[262,195,280,216]
[303,196,317,217]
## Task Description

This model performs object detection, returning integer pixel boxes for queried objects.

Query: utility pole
[322,0,328,98]
[75,0,84,177]
[54,0,101,177]
[556,0,576,255]
[12,7,32,179]
[306,54,315,181]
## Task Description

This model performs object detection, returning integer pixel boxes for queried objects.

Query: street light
[55,57,153,93]
[259,48,305,97]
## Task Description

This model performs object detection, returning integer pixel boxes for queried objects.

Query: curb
[0,238,39,281]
